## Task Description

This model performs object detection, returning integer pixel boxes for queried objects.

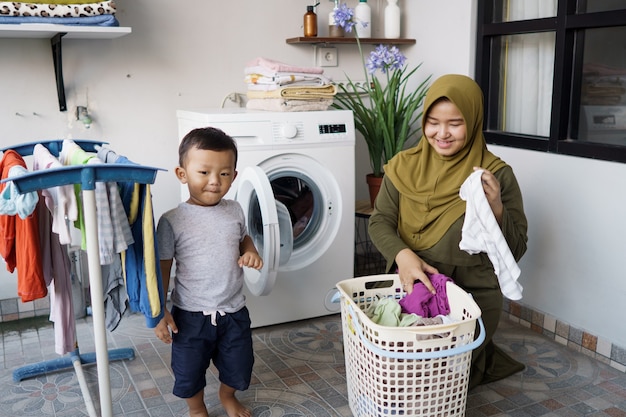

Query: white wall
[492,145,626,348]
[2,1,623,348]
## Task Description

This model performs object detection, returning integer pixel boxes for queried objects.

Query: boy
[155,127,263,417]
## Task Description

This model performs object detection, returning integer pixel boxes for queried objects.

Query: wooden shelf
[0,25,131,111]
[286,36,415,45]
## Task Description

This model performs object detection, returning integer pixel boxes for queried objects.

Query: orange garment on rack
[0,150,47,302]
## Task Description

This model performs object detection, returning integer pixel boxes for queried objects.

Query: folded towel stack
[244,57,337,112]
[0,0,120,27]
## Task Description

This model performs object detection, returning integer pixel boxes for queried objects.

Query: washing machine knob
[281,124,298,139]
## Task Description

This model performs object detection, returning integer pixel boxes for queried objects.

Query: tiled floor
[0,309,624,417]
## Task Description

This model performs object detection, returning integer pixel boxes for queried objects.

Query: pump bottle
[304,5,317,37]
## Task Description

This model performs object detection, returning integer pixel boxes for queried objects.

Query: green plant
[331,3,431,177]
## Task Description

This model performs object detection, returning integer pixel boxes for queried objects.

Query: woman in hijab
[368,74,528,388]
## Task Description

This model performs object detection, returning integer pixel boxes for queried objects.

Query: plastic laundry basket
[336,274,485,417]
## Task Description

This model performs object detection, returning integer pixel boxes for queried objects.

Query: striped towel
[459,170,523,300]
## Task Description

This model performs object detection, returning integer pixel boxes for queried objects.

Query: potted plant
[330,3,431,206]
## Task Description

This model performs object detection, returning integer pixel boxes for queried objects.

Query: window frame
[475,1,626,163]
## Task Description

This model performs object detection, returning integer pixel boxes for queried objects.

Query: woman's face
[423,99,467,157]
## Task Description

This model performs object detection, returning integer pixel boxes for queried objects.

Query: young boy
[155,127,263,417]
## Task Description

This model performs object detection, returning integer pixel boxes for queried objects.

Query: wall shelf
[286,36,415,45]
[0,24,131,111]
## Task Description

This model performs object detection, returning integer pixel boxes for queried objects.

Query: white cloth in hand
[459,170,523,300]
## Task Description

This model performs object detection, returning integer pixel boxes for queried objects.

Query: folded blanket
[19,0,103,4]
[0,13,118,25]
[0,1,116,17]
[246,98,333,112]
[246,57,323,75]
[247,84,337,100]
[245,72,331,87]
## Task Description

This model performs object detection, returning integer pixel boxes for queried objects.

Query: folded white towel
[459,170,523,300]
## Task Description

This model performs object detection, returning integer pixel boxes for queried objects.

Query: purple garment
[399,273,453,317]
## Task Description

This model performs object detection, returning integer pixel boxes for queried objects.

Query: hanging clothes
[59,140,133,331]
[97,147,165,328]
[33,144,79,245]
[36,196,75,354]
[59,140,134,264]
[32,145,79,354]
[0,150,47,302]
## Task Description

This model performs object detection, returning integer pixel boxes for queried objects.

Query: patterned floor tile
[0,311,623,416]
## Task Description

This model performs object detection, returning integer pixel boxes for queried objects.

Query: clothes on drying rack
[0,150,47,303]
[36,196,75,354]
[0,140,164,344]
[97,146,165,328]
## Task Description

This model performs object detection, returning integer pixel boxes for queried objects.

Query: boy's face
[176,146,237,207]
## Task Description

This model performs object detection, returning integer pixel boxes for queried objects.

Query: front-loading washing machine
[176,108,355,328]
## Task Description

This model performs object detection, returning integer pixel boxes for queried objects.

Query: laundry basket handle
[347,302,486,360]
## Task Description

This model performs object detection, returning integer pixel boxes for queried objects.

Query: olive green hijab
[384,74,507,250]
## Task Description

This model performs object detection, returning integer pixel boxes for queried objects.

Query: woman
[368,74,528,388]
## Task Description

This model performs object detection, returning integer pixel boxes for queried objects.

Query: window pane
[578,0,626,14]
[577,26,626,146]
[493,0,557,23]
[496,32,555,137]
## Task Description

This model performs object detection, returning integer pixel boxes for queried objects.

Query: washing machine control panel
[318,123,347,135]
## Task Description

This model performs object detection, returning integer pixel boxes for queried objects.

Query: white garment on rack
[459,170,523,300]
[33,144,79,245]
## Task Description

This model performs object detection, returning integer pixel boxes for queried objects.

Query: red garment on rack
[0,150,47,302]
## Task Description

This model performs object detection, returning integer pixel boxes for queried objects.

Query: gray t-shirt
[156,200,247,313]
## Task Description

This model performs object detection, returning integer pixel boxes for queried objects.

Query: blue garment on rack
[0,166,38,219]
[98,147,165,328]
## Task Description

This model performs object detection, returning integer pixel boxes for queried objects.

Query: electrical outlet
[316,46,338,67]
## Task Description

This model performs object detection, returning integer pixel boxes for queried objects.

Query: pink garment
[399,273,453,317]
[246,57,324,74]
[37,197,75,355]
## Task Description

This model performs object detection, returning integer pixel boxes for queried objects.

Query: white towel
[459,170,523,300]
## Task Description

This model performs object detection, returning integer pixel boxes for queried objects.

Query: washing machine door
[236,166,282,296]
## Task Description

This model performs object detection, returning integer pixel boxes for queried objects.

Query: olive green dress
[368,74,528,389]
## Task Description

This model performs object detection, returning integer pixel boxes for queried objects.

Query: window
[476,0,626,162]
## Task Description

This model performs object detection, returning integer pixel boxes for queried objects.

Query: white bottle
[354,0,371,38]
[384,0,401,39]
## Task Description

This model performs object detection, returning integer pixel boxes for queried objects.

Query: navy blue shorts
[170,305,254,398]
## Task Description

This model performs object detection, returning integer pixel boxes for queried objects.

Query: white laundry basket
[336,274,485,417]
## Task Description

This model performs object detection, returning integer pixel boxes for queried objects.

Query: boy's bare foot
[219,383,251,417]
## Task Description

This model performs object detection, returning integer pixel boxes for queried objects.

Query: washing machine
[176,108,355,328]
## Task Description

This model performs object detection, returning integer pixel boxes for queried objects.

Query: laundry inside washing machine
[247,175,320,266]
[248,197,293,266]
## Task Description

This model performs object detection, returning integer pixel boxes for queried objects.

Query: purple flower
[333,3,355,32]
[366,45,407,74]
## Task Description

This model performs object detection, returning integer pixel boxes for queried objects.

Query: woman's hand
[395,248,439,294]
[474,167,503,224]
[154,309,177,344]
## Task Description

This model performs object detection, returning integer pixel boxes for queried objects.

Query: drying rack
[1,139,164,417]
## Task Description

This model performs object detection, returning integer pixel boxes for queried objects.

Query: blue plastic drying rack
[0,139,164,417]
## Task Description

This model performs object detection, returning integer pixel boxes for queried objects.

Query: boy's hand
[154,309,177,344]
[239,252,263,270]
